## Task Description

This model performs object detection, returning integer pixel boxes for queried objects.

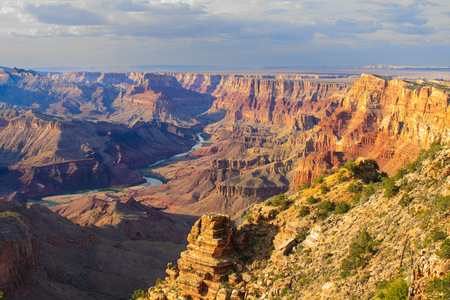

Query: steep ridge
[0,109,196,200]
[145,143,450,299]
[0,201,188,300]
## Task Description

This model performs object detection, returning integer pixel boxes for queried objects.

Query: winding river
[141,132,204,187]
[26,133,205,206]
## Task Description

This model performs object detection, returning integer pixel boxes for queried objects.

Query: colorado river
[141,132,204,187]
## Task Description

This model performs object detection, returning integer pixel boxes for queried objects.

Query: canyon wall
[0,109,196,200]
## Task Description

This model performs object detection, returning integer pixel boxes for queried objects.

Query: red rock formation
[209,76,349,125]
[166,213,234,299]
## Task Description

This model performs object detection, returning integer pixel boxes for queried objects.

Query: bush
[334,201,351,214]
[295,229,308,243]
[340,230,375,277]
[438,238,450,259]
[320,184,330,195]
[429,227,446,242]
[347,183,360,194]
[156,278,163,285]
[438,194,450,212]
[0,291,3,299]
[393,168,408,181]
[363,181,376,197]
[384,185,400,198]
[399,192,412,207]
[132,289,146,300]
[318,200,335,212]
[306,196,318,204]
[427,273,450,299]
[266,194,292,212]
[376,275,409,300]
[298,205,310,217]
[314,176,324,185]
[298,181,311,191]
[243,209,253,222]
[343,160,360,173]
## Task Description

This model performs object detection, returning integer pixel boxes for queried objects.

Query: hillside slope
[146,142,450,299]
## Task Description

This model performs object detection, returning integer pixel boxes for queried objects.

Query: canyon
[0,67,449,299]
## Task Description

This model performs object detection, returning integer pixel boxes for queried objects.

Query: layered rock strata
[165,214,234,299]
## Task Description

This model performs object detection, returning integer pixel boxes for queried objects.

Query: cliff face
[209,76,348,125]
[310,74,449,175]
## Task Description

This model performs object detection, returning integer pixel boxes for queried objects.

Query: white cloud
[0,0,449,67]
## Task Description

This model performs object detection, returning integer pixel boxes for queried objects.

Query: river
[25,132,205,206]
[141,132,204,187]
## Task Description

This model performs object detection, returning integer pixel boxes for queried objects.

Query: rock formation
[160,213,234,299]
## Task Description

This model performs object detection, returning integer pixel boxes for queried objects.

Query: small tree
[340,230,375,277]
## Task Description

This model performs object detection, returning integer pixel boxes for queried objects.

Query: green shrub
[343,160,360,173]
[337,169,347,182]
[427,273,450,299]
[429,227,447,242]
[295,229,308,243]
[438,194,450,212]
[340,230,375,277]
[318,200,335,212]
[363,182,376,197]
[438,238,450,259]
[393,168,408,181]
[384,185,400,198]
[0,291,3,299]
[243,209,253,222]
[334,201,351,214]
[299,181,311,190]
[266,194,292,212]
[280,286,291,297]
[156,278,163,285]
[399,192,412,207]
[376,275,409,300]
[306,196,318,204]
[314,176,324,185]
[347,183,360,194]
[298,205,310,217]
[320,184,330,195]
[132,289,146,299]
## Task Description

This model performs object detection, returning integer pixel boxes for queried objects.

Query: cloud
[26,3,106,26]
[1,0,450,67]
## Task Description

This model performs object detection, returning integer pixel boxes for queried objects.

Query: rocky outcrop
[161,214,234,299]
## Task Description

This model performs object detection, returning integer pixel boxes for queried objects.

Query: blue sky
[0,0,449,69]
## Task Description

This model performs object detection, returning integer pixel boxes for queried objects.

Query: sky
[0,0,449,69]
